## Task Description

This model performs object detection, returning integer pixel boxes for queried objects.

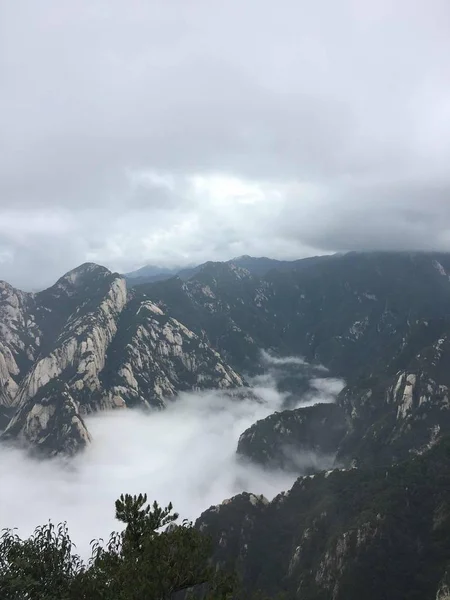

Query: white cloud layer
[0,374,343,558]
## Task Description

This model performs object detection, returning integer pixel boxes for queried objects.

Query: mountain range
[2,251,450,598]
[124,254,331,286]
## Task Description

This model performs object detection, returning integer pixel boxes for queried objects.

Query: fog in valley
[0,356,344,558]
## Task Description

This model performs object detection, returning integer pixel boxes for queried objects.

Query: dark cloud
[281,179,450,253]
[1,0,449,288]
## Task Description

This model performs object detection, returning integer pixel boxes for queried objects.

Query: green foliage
[0,522,85,600]
[0,494,235,600]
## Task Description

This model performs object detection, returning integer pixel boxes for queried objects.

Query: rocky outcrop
[3,379,91,456]
[13,269,128,412]
[102,298,243,409]
[336,331,450,469]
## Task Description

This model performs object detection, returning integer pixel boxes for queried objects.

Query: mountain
[137,251,450,378]
[135,252,450,471]
[4,251,450,464]
[125,264,177,280]
[124,254,331,286]
[229,254,334,276]
[197,435,450,600]
[181,252,450,599]
[3,251,450,597]
[0,263,243,454]
[124,264,181,285]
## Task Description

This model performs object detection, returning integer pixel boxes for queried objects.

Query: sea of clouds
[0,356,344,558]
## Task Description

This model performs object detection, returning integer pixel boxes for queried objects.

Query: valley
[2,251,450,598]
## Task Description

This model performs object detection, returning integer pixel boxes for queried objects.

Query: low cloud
[308,377,346,402]
[261,349,307,367]
[257,350,340,408]
[0,369,344,557]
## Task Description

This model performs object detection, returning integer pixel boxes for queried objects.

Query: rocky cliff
[0,263,243,454]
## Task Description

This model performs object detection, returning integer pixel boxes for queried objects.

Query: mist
[0,362,344,558]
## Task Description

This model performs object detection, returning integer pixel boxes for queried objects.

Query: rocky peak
[0,263,245,454]
[54,262,113,288]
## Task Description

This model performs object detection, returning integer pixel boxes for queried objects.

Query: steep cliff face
[4,379,91,456]
[0,280,40,406]
[13,265,128,412]
[101,297,243,410]
[198,437,450,600]
[0,264,244,454]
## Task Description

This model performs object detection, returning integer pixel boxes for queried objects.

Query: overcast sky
[1,0,450,289]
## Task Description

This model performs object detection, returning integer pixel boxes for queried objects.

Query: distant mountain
[124,264,181,285]
[229,253,334,276]
[125,254,333,286]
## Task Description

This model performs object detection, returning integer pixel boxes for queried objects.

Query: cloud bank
[1,0,450,289]
[0,373,343,558]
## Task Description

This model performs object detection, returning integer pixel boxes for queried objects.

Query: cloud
[306,378,346,404]
[260,350,307,367]
[1,0,450,288]
[0,371,343,558]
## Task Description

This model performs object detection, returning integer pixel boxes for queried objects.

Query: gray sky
[1,0,450,289]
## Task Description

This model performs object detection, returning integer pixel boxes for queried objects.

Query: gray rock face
[101,297,243,410]
[0,280,39,406]
[4,379,91,456]
[0,263,243,454]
